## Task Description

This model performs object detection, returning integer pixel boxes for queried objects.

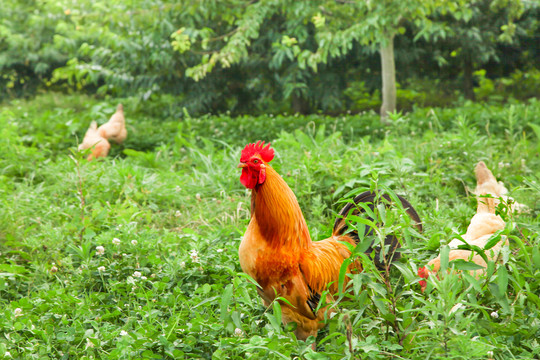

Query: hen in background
[418,161,512,292]
[98,104,127,144]
[78,121,110,161]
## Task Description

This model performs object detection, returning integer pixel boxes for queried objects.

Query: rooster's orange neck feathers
[251,165,312,250]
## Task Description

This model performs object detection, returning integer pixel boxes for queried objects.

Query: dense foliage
[0,94,539,359]
[1,0,538,114]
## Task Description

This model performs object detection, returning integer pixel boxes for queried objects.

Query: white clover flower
[14,308,23,317]
[141,276,147,280]
[189,250,200,263]
[112,238,121,246]
[234,328,243,337]
[5,351,11,358]
[85,338,95,349]
[175,210,182,217]
[131,240,138,246]
[96,246,105,256]
[98,266,105,272]
[180,261,186,268]
[120,330,128,336]
[216,249,223,253]
[50,265,58,273]
[133,271,142,278]
[195,193,201,201]
[490,311,499,319]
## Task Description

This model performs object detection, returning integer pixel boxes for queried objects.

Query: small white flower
[234,328,243,337]
[195,193,201,201]
[189,250,200,263]
[175,186,181,192]
[216,249,223,253]
[112,238,121,246]
[175,210,181,217]
[51,265,58,273]
[141,276,147,280]
[180,261,186,268]
[120,330,128,336]
[133,271,142,278]
[5,351,11,358]
[96,246,105,256]
[14,308,23,317]
[490,311,499,319]
[487,350,494,359]
[131,240,138,246]
[98,266,105,272]
[85,338,95,349]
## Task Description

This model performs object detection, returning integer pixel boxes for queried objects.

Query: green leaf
[272,300,282,325]
[338,257,353,294]
[347,215,377,230]
[532,245,540,270]
[392,262,414,282]
[497,266,508,298]
[483,230,503,250]
[462,272,482,292]
[220,284,233,323]
[440,245,450,273]
[450,259,485,271]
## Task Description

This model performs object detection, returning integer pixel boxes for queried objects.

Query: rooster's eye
[253,159,259,164]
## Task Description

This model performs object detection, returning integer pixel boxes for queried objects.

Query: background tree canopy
[1,0,538,116]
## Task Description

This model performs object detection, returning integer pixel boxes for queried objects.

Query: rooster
[238,141,422,343]
[418,161,509,292]
[78,121,110,161]
[97,104,127,144]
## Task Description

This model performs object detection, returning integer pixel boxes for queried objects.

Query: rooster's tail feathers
[332,190,422,268]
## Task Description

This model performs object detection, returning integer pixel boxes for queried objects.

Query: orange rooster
[418,161,510,292]
[78,121,111,161]
[98,104,127,144]
[238,141,422,343]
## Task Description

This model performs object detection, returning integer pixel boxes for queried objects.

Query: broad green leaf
[440,245,450,273]
[497,266,509,298]
[483,230,503,250]
[220,284,233,323]
[450,259,485,271]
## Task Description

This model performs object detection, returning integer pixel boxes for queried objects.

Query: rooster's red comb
[418,266,429,279]
[240,141,274,163]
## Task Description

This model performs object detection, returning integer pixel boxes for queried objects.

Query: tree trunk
[291,92,310,114]
[463,54,475,101]
[379,34,396,124]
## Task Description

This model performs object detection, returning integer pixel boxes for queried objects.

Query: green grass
[0,93,539,359]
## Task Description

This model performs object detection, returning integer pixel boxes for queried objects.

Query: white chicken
[98,104,127,144]
[418,161,513,291]
[78,121,111,161]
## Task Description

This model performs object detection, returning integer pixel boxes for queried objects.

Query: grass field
[0,94,539,359]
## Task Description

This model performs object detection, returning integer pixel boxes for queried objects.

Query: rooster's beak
[238,162,247,168]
